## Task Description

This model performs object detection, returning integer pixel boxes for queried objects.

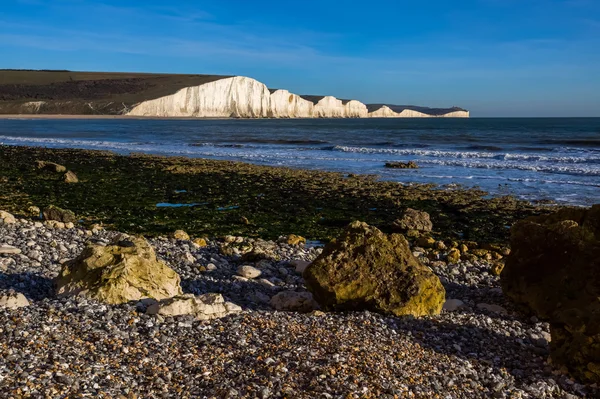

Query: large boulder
[303,221,445,317]
[501,205,600,319]
[0,290,30,310]
[501,205,600,383]
[43,205,77,223]
[392,208,433,233]
[55,236,182,304]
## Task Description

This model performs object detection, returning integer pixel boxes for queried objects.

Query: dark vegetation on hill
[0,70,230,114]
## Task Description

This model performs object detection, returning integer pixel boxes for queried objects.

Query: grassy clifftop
[0,70,230,114]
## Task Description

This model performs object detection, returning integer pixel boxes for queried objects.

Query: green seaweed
[0,145,553,243]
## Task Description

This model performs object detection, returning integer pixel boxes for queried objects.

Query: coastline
[0,144,551,244]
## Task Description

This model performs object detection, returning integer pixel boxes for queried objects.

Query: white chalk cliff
[128,76,469,118]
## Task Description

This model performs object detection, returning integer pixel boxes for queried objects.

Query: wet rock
[304,221,445,317]
[146,293,241,320]
[36,160,66,173]
[64,170,79,183]
[43,205,77,223]
[55,236,182,304]
[270,291,318,313]
[393,208,433,233]
[384,161,418,169]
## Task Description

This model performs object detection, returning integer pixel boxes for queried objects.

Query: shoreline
[0,144,553,244]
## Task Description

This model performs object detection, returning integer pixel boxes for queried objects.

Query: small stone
[64,170,79,183]
[27,206,41,217]
[0,210,16,224]
[0,245,21,255]
[237,265,262,279]
[0,290,30,309]
[443,299,465,311]
[270,291,318,313]
[172,230,190,241]
[192,238,208,247]
[476,303,508,315]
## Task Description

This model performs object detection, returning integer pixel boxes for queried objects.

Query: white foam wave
[332,145,600,164]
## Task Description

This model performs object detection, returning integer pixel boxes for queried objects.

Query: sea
[0,117,599,206]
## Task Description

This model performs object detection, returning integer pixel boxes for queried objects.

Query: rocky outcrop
[55,236,182,304]
[501,205,600,383]
[146,293,241,320]
[304,221,445,317]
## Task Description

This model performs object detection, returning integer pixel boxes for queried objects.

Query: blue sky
[1,0,600,116]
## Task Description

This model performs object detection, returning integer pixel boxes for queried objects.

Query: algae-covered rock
[392,208,433,232]
[501,205,600,383]
[501,205,600,319]
[36,160,66,173]
[64,170,79,183]
[304,221,445,317]
[43,205,77,223]
[55,236,182,304]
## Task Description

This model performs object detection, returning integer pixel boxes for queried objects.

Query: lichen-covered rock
[43,205,77,223]
[0,210,16,224]
[146,293,241,320]
[501,205,600,383]
[447,248,461,264]
[36,160,66,173]
[303,221,445,317]
[192,238,208,247]
[392,208,433,232]
[55,236,182,304]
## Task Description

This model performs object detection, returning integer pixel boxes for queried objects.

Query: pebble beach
[1,217,596,398]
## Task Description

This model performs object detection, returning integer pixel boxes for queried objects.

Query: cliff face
[128,76,272,118]
[126,75,468,119]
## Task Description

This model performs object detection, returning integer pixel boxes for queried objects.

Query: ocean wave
[0,135,149,149]
[417,173,600,187]
[417,159,600,177]
[331,145,600,164]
